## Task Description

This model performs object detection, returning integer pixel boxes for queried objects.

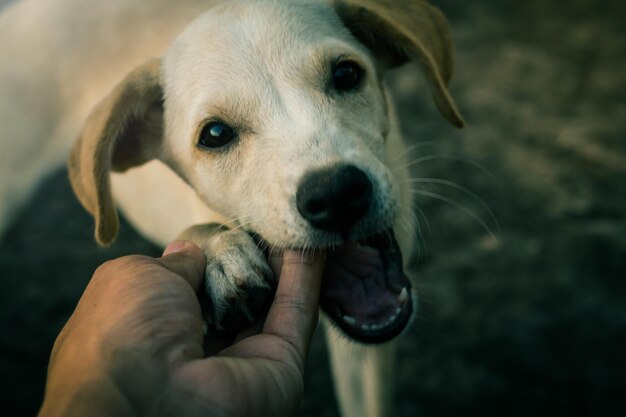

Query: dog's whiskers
[253,235,270,253]
[388,140,438,166]
[227,220,254,233]
[404,177,500,232]
[411,189,499,245]
[393,153,502,191]
[400,209,426,262]
[222,209,250,228]
[415,204,431,237]
[267,240,281,263]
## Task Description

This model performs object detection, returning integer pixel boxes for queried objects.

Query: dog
[0,0,463,415]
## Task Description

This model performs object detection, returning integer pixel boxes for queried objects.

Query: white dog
[0,0,463,415]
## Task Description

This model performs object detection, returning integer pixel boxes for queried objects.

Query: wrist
[38,329,135,417]
[39,374,133,417]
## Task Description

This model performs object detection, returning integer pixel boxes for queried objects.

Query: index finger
[263,250,326,364]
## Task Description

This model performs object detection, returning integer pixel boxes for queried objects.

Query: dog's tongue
[322,243,388,317]
[320,236,411,334]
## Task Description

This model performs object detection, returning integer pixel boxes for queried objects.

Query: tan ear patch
[68,59,164,245]
[335,0,465,127]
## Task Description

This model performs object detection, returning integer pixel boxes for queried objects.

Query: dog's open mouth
[253,229,413,344]
[320,230,413,343]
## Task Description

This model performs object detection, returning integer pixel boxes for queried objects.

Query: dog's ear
[68,59,164,245]
[334,0,464,127]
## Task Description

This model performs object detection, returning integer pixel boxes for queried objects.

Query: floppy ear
[334,0,465,127]
[68,59,164,245]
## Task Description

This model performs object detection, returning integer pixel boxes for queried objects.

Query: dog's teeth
[388,314,397,323]
[372,324,381,330]
[342,315,357,326]
[395,307,402,315]
[362,324,372,331]
[399,288,409,303]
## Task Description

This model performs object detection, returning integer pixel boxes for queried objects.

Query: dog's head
[69,0,463,343]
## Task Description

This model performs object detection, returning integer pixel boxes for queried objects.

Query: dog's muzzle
[295,164,413,343]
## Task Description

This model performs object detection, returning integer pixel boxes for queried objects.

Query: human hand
[38,241,326,417]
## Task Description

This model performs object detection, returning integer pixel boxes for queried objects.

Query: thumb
[158,240,206,291]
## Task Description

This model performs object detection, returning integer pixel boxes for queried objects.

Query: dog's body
[0,1,462,415]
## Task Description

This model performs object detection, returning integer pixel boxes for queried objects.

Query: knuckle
[92,255,151,283]
[272,294,315,321]
[281,257,316,269]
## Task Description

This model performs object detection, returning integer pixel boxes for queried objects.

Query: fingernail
[163,240,189,256]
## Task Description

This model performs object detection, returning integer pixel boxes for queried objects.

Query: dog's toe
[202,230,274,333]
[215,283,273,332]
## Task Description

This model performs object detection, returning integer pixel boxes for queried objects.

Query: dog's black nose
[296,164,373,233]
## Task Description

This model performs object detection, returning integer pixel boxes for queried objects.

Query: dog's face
[69,0,463,343]
[162,1,394,248]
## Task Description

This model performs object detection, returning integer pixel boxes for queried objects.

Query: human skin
[38,241,326,417]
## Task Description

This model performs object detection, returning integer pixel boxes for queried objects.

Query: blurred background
[1,0,625,416]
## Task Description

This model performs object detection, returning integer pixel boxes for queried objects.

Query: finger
[263,250,326,363]
[158,240,206,291]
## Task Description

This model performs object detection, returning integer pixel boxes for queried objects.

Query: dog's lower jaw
[319,229,414,344]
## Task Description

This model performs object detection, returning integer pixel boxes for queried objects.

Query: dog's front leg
[179,223,275,333]
[325,324,396,417]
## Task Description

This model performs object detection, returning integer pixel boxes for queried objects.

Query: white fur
[0,1,429,416]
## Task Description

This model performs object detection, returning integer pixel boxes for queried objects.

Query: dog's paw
[201,229,274,333]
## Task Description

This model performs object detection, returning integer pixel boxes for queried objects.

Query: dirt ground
[1,0,625,416]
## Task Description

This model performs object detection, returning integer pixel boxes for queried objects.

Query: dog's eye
[198,122,236,149]
[332,60,363,91]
